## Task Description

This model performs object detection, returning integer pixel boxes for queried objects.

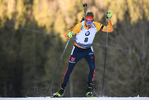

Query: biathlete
[52,11,113,97]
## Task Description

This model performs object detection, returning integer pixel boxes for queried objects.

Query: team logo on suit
[69,57,76,63]
[85,31,90,36]
[71,57,75,61]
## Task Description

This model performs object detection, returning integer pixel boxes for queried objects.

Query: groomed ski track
[0,97,149,100]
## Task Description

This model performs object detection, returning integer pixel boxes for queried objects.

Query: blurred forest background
[0,0,149,97]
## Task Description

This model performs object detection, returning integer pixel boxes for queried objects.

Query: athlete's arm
[65,23,82,38]
[101,19,113,32]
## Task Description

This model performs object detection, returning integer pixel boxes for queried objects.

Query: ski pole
[44,38,71,97]
[101,10,110,96]
[83,3,87,17]
[80,3,87,22]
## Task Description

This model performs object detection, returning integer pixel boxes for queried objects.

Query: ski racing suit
[62,19,113,86]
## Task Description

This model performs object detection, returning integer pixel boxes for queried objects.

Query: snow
[0,97,149,100]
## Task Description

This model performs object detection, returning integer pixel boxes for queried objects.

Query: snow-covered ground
[0,97,149,100]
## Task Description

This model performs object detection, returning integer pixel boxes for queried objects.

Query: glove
[68,32,73,38]
[107,11,112,19]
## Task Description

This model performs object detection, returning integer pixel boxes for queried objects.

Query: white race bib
[75,21,97,48]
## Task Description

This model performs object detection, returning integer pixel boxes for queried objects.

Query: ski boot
[51,84,66,97]
[86,82,93,97]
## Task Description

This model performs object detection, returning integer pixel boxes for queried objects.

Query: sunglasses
[86,21,93,24]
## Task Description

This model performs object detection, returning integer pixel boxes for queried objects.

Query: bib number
[84,37,88,42]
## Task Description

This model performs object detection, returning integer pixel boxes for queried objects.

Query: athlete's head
[85,12,94,28]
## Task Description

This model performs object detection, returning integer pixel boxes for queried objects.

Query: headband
[85,16,94,21]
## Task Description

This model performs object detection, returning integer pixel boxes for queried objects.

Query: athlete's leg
[62,46,83,85]
[84,46,96,83]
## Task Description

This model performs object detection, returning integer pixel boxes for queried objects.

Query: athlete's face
[86,21,93,28]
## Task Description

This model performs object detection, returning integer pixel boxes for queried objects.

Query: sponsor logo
[88,52,93,55]
[69,61,76,63]
[85,31,90,36]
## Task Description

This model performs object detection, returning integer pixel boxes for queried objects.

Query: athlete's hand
[107,11,112,19]
[68,32,73,38]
